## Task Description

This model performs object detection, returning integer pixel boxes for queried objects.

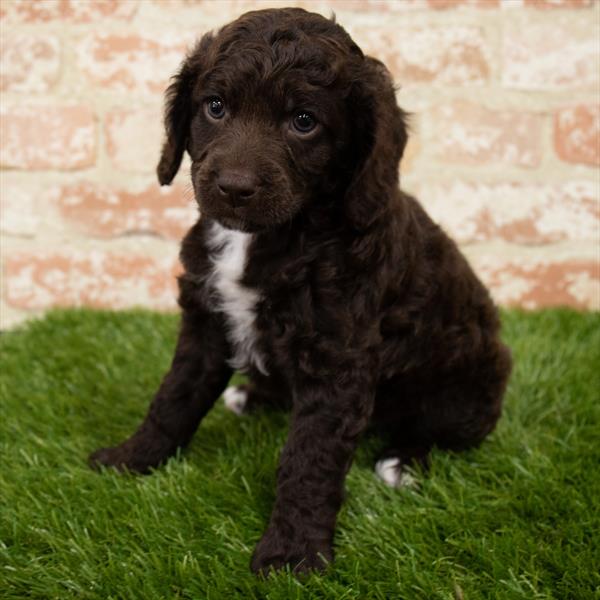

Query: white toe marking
[375,458,418,489]
[375,458,401,487]
[223,386,248,415]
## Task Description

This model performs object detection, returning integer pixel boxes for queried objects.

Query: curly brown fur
[90,8,512,576]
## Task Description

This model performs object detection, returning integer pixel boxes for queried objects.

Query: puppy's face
[158,9,408,232]
[189,20,359,232]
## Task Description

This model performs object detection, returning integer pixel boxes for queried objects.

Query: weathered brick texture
[105,106,163,172]
[5,251,180,310]
[472,256,599,310]
[77,32,192,94]
[53,182,197,240]
[0,0,137,23]
[502,17,598,89]
[0,183,38,237]
[1,0,598,326]
[429,0,499,8]
[521,0,593,8]
[353,25,490,85]
[421,181,599,245]
[0,34,60,93]
[0,105,96,169]
[554,105,600,166]
[430,101,543,167]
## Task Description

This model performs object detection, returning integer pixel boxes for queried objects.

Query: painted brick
[428,0,499,8]
[145,0,427,21]
[471,256,600,309]
[522,0,593,8]
[0,0,599,321]
[4,251,180,310]
[421,181,599,245]
[141,0,248,24]
[145,0,500,18]
[431,101,542,167]
[352,25,490,86]
[105,106,163,172]
[554,104,600,166]
[0,183,38,237]
[502,18,599,89]
[0,34,60,93]
[53,182,197,240]
[0,0,137,23]
[328,0,427,9]
[0,105,96,170]
[77,32,192,94]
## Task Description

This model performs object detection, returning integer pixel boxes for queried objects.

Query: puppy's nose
[216,170,258,207]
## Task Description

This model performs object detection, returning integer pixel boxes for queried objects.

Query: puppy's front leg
[251,377,374,574]
[89,309,232,473]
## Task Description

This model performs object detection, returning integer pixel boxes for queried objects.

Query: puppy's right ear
[157,34,213,186]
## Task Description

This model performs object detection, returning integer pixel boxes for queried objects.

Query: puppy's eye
[292,111,317,134]
[205,97,226,120]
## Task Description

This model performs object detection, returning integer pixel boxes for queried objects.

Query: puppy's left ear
[157,34,213,186]
[345,57,408,229]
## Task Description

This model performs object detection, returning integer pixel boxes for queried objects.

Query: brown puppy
[90,8,512,575]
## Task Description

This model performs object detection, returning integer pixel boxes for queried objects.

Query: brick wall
[1,0,599,328]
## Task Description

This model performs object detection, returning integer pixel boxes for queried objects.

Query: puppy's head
[158,8,407,232]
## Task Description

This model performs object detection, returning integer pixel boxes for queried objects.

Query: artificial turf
[1,308,598,599]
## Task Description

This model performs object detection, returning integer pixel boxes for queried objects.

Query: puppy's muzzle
[216,169,260,208]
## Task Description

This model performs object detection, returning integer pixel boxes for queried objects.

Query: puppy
[90,8,512,574]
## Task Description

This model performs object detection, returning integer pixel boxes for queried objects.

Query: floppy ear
[345,57,408,229]
[156,34,213,186]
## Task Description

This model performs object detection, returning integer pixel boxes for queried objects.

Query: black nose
[216,170,258,207]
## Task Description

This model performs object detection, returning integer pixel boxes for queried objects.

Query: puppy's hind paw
[375,457,418,489]
[223,385,248,415]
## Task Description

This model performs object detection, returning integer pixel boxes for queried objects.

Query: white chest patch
[207,222,267,375]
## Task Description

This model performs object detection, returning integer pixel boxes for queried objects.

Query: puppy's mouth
[214,211,269,234]
[194,174,303,233]
[194,191,271,232]
[199,200,297,233]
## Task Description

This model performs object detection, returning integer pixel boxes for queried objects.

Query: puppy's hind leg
[374,340,511,488]
[372,390,432,489]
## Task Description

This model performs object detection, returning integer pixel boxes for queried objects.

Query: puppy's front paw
[89,445,127,470]
[250,525,333,576]
[89,444,152,474]
[89,434,175,474]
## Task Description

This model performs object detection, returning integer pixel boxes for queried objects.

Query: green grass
[1,309,599,599]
